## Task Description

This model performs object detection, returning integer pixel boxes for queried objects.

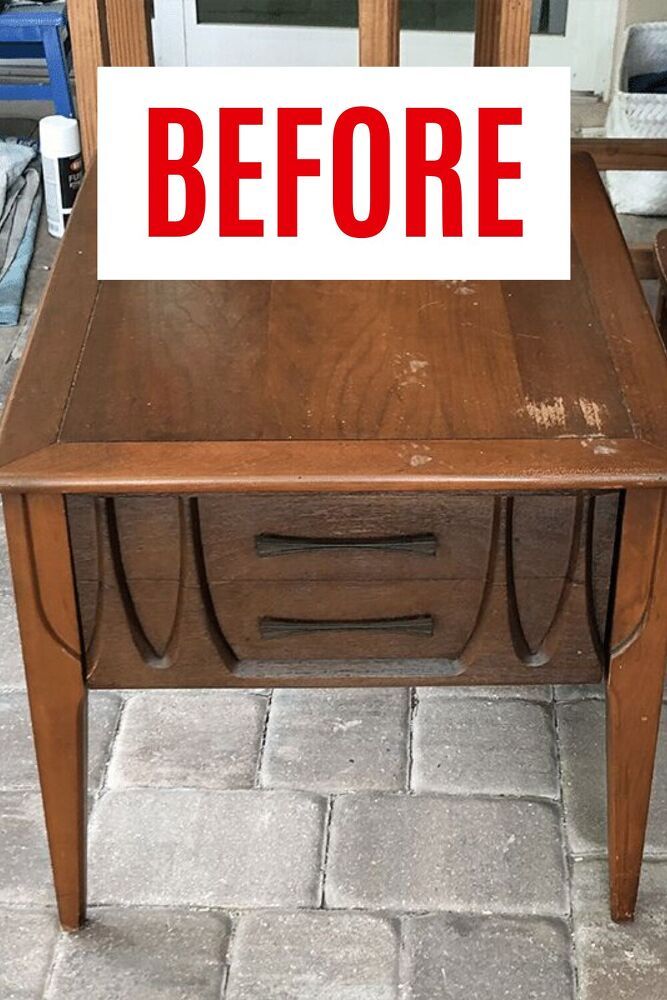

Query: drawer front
[211,579,483,660]
[68,494,616,583]
[68,493,494,582]
[67,491,617,685]
[67,492,617,584]
[206,575,595,663]
[201,494,496,581]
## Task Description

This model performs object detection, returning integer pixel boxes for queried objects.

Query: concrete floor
[0,108,666,999]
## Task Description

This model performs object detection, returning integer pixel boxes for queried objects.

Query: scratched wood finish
[3,494,87,930]
[0,164,664,495]
[358,0,400,66]
[56,246,632,440]
[474,0,531,67]
[607,489,667,922]
[105,0,153,67]
[67,0,109,165]
[46,159,662,461]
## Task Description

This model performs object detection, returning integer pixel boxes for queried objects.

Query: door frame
[153,0,621,96]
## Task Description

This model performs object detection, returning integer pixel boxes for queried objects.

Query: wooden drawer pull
[259,614,434,639]
[255,533,438,557]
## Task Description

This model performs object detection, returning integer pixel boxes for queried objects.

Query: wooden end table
[0,153,666,930]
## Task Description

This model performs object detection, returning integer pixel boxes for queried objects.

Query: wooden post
[68,0,109,165]
[359,0,400,67]
[105,0,154,68]
[474,0,532,67]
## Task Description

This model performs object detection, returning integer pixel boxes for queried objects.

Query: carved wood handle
[259,615,434,639]
[255,533,437,557]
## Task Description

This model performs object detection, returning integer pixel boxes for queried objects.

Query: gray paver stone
[572,860,667,1000]
[412,696,558,797]
[107,691,267,789]
[226,911,399,1000]
[400,913,574,1000]
[89,789,326,908]
[261,688,408,792]
[46,908,230,1000]
[326,793,568,915]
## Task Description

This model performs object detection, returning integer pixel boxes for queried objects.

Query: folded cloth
[0,140,34,217]
[0,165,40,281]
[0,183,42,325]
[0,138,42,325]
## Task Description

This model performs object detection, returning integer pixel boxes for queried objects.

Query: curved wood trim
[457,496,502,665]
[105,496,189,668]
[506,494,583,666]
[584,494,611,662]
[189,497,238,668]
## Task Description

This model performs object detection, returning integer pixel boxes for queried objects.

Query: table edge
[0,438,665,494]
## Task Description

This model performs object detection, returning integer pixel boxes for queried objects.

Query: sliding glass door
[154,0,620,96]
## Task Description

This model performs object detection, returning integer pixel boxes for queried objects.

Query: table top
[0,153,665,495]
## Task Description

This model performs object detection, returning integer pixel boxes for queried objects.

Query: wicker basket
[606,21,667,216]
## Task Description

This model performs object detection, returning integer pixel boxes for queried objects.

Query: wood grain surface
[104,0,153,67]
[572,138,667,172]
[3,494,87,930]
[474,0,532,67]
[67,0,109,165]
[0,156,664,493]
[54,158,662,445]
[607,489,667,921]
[359,0,400,66]
[64,490,615,688]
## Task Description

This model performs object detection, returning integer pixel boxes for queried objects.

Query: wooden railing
[67,0,667,280]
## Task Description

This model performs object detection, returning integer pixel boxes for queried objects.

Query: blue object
[0,3,74,118]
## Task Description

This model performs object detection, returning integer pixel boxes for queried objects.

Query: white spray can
[39,116,84,238]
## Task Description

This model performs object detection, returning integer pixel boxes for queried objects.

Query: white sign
[97,66,571,280]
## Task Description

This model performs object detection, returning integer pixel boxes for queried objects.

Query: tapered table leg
[607,488,667,922]
[3,493,87,931]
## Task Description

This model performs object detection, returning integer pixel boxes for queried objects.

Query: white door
[153,0,620,97]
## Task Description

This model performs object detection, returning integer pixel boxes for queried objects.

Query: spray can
[39,116,84,238]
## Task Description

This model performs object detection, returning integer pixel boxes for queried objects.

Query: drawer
[211,579,482,660]
[75,569,602,684]
[205,576,595,663]
[67,492,617,584]
[66,491,617,679]
[201,494,495,581]
[67,486,617,684]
